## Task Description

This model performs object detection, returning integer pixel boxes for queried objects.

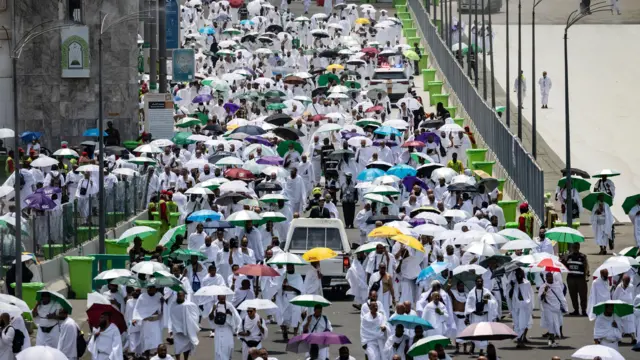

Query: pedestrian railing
[407,0,545,218]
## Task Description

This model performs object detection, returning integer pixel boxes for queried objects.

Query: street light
[8,20,73,298]
[505,0,510,126]
[487,0,496,108]
[99,11,151,257]
[517,0,522,140]
[531,0,543,158]
[564,2,611,225]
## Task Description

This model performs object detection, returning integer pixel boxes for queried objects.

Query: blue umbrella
[357,168,385,182]
[374,126,402,137]
[416,262,450,283]
[83,128,107,137]
[192,94,213,104]
[187,210,222,222]
[24,192,57,211]
[20,132,42,142]
[174,96,183,102]
[387,164,417,179]
[240,20,255,25]
[388,315,434,330]
[198,27,216,34]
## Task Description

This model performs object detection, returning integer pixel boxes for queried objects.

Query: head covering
[519,202,529,210]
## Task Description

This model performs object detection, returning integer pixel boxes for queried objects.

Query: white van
[284,218,352,292]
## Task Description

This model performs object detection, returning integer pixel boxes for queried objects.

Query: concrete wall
[0,0,140,149]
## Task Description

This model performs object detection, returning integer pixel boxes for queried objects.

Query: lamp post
[531,0,543,158]
[8,18,72,298]
[488,0,495,109]
[505,0,510,126]
[99,11,151,257]
[563,2,611,225]
[481,0,487,100]
[474,1,478,89]
[517,0,522,140]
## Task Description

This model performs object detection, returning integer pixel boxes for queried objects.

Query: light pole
[448,0,453,47]
[99,11,151,257]
[8,18,72,298]
[474,1,479,88]
[488,0,495,108]
[563,2,611,225]
[481,0,487,100]
[532,0,543,158]
[505,0,510,126]
[517,0,522,140]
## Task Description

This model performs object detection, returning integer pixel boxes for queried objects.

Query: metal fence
[0,174,149,264]
[408,0,545,217]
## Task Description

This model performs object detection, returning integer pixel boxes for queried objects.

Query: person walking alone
[340,173,357,228]
[538,71,552,109]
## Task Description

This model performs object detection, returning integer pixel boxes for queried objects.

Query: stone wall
[14,0,139,148]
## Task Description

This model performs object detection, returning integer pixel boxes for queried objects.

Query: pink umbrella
[457,322,517,341]
[286,332,351,353]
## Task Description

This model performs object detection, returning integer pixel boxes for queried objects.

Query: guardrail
[407,0,545,218]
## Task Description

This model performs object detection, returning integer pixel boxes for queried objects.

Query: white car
[369,68,414,101]
[284,218,352,292]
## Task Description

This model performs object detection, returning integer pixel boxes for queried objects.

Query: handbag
[213,303,228,325]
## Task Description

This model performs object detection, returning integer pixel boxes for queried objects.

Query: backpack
[8,326,24,353]
[18,173,25,190]
[76,327,87,357]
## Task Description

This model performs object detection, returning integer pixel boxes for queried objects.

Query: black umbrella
[208,151,236,164]
[334,3,348,10]
[409,206,441,218]
[365,215,400,225]
[203,124,224,134]
[328,149,355,160]
[311,87,328,97]
[491,261,525,279]
[477,178,499,192]
[231,125,266,136]
[479,255,512,268]
[214,192,249,206]
[104,146,129,156]
[416,163,444,178]
[265,114,293,126]
[560,167,590,179]
[255,182,283,192]
[272,127,302,141]
[310,68,326,75]
[319,49,339,58]
[266,96,284,103]
[420,119,445,128]
[265,24,283,33]
[366,161,392,171]
[447,183,478,193]
[241,34,258,43]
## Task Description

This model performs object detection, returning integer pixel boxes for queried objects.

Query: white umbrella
[259,193,288,202]
[52,148,79,157]
[0,294,30,313]
[498,228,533,241]
[571,345,624,360]
[150,139,174,147]
[328,85,349,93]
[0,185,14,199]
[185,187,213,196]
[77,164,100,172]
[118,226,157,242]
[227,210,263,223]
[195,285,234,297]
[199,177,230,189]
[316,123,342,133]
[325,112,346,121]
[187,134,211,142]
[453,230,486,245]
[464,241,498,257]
[0,302,23,317]
[328,93,349,99]
[500,239,539,251]
[415,212,448,226]
[183,158,208,170]
[440,123,464,133]
[0,129,15,139]
[94,269,133,280]
[413,224,446,237]
[382,119,410,129]
[480,233,509,246]
[396,97,421,111]
[216,156,244,167]
[112,168,139,177]
[452,264,487,276]
[363,193,393,205]
[594,256,635,276]
[128,156,157,165]
[131,261,169,275]
[347,136,372,147]
[354,241,388,253]
[372,175,400,185]
[17,346,68,360]
[261,166,289,179]
[267,252,308,265]
[222,73,246,83]
[368,185,401,196]
[30,156,58,168]
[219,180,250,193]
[237,299,278,311]
[133,144,163,154]
[87,292,111,308]
[442,209,471,220]
[430,167,458,183]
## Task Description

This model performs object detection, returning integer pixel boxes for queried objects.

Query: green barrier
[394,0,407,5]
[407,37,421,49]
[133,220,163,251]
[360,0,369,3]
[497,178,506,192]
[42,244,64,260]
[445,106,457,118]
[505,222,518,229]
[77,226,97,243]
[395,5,407,12]
[11,282,44,308]
[107,212,125,227]
[422,69,436,90]
[170,212,180,227]
[401,18,412,28]
[472,161,495,175]
[466,148,487,169]
[64,256,95,299]
[499,200,520,223]
[431,94,450,108]
[453,117,465,128]
[418,52,428,71]
[405,28,417,38]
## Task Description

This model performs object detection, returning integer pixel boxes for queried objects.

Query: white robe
[34,301,62,347]
[587,278,612,321]
[282,176,307,213]
[612,284,636,335]
[594,314,623,350]
[538,282,567,336]
[629,204,640,246]
[465,288,498,349]
[211,301,241,360]
[384,333,410,360]
[346,259,368,304]
[507,280,534,337]
[590,202,614,247]
[0,327,14,360]
[360,311,390,360]
[57,317,78,360]
[422,301,449,337]
[125,298,142,355]
[368,272,393,319]
[276,272,304,328]
[170,301,200,355]
[132,292,164,352]
[88,323,123,360]
[538,76,552,106]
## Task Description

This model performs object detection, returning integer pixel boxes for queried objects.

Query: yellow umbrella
[326,64,345,71]
[303,247,338,262]
[391,234,425,252]
[368,226,402,238]
[356,18,371,25]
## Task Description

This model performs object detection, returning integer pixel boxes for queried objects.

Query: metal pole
[11,56,21,298]
[564,29,572,225]
[440,0,444,38]
[481,0,487,100]
[474,0,478,88]
[488,0,495,108]
[517,0,522,139]
[158,0,167,93]
[443,0,448,44]
[532,0,540,158]
[448,0,453,47]
[149,0,157,91]
[458,0,462,70]
[505,0,511,126]
[467,3,472,78]
[98,36,106,256]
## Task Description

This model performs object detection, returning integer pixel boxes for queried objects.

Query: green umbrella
[545,226,585,243]
[190,112,208,125]
[582,192,613,212]
[264,90,286,98]
[260,211,287,223]
[216,49,235,56]
[36,290,72,314]
[557,176,591,193]
[355,119,381,127]
[317,73,340,87]
[223,28,242,35]
[172,132,196,146]
[267,103,287,111]
[0,218,30,237]
[495,106,506,113]
[343,80,361,89]
[175,117,201,128]
[411,153,432,164]
[111,276,144,288]
[593,300,634,317]
[169,249,207,261]
[622,194,640,214]
[276,140,303,157]
[407,335,451,357]
[403,50,420,61]
[144,276,184,292]
[159,224,186,248]
[618,246,639,257]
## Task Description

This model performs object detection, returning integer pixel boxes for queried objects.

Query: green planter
[401,18,413,28]
[418,52,428,70]
[422,69,436,89]
[435,19,442,34]
[133,220,163,251]
[427,80,444,96]
[395,4,407,12]
[505,222,518,229]
[465,148,487,168]
[405,28,417,38]
[170,212,181,227]
[431,94,450,108]
[499,200,520,223]
[497,178,506,192]
[77,226,97,243]
[453,117,464,128]
[42,244,64,260]
[471,160,495,175]
[11,282,44,309]
[64,256,95,299]
[105,239,129,255]
[445,106,457,118]
[393,0,407,5]
[407,37,421,48]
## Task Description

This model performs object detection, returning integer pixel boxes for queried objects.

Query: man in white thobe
[238,307,268,360]
[169,292,200,360]
[32,292,62,347]
[125,289,142,357]
[422,293,449,337]
[0,313,15,360]
[303,261,324,303]
[587,269,612,321]
[594,303,623,350]
[296,154,315,191]
[346,251,369,306]
[57,308,78,360]
[88,312,123,360]
[590,197,614,254]
[282,168,306,214]
[210,295,241,360]
[394,246,421,304]
[628,200,640,247]
[507,268,534,347]
[612,274,636,342]
[133,286,164,356]
[368,263,395,320]
[465,277,498,355]
[539,272,567,347]
[76,172,98,224]
[538,71,552,108]
[384,324,410,360]
[514,71,526,107]
[448,281,469,352]
[303,305,333,360]
[360,302,390,360]
[276,264,304,339]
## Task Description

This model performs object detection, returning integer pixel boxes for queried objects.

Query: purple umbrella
[245,136,273,146]
[341,131,360,140]
[286,332,351,353]
[223,102,240,114]
[416,131,441,144]
[36,186,62,196]
[408,218,426,227]
[192,94,213,104]
[256,156,284,165]
[403,176,428,191]
[373,140,398,147]
[24,192,57,211]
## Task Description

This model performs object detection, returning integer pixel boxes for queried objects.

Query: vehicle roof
[289,218,346,228]
[374,67,406,72]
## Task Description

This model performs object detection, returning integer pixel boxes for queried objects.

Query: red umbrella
[365,105,384,113]
[535,258,569,273]
[229,0,244,8]
[224,168,255,180]
[310,114,328,122]
[86,304,127,334]
[402,141,426,148]
[361,47,379,56]
[237,264,281,277]
[457,322,517,341]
